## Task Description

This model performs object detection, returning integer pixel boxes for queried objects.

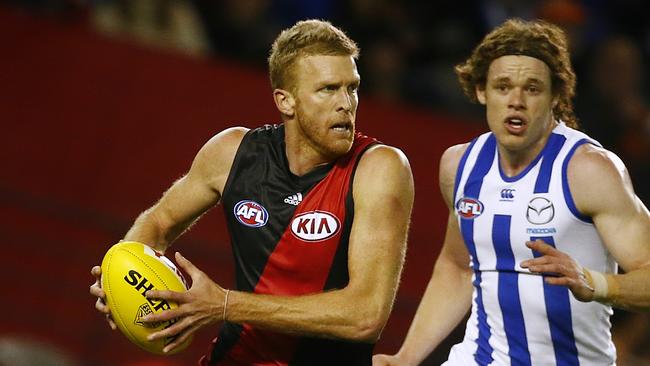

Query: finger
[526,240,560,256]
[521,255,553,268]
[162,323,198,353]
[146,289,185,303]
[106,314,117,330]
[528,263,568,276]
[90,283,105,298]
[142,307,184,323]
[95,297,111,314]
[96,299,118,330]
[147,316,191,341]
[91,265,102,278]
[175,252,203,280]
[544,276,575,287]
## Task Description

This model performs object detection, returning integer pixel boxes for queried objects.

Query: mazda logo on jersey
[291,211,341,242]
[526,197,554,225]
[234,200,269,227]
[456,197,484,219]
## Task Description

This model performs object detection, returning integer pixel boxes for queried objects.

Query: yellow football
[101,241,191,354]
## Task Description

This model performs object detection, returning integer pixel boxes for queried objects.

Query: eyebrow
[316,77,361,88]
[491,76,546,85]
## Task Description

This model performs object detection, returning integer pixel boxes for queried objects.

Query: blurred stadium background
[1,1,649,365]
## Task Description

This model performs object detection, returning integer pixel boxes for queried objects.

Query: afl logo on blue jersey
[456,197,484,219]
[234,200,269,227]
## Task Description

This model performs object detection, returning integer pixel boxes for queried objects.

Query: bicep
[151,127,247,231]
[152,172,220,231]
[570,146,650,271]
[347,146,414,300]
[593,194,650,271]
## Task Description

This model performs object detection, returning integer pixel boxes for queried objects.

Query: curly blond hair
[455,18,578,128]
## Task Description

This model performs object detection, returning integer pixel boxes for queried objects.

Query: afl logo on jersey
[233,200,269,227]
[291,211,341,242]
[456,197,484,219]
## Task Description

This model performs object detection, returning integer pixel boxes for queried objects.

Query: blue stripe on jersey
[463,134,496,201]
[459,134,497,365]
[493,215,531,366]
[530,236,580,366]
[561,139,593,223]
[454,137,479,200]
[472,232,493,366]
[534,133,567,194]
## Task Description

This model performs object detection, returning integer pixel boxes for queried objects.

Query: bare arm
[145,144,414,350]
[89,127,247,328]
[522,144,650,310]
[375,143,473,366]
[571,145,650,309]
[123,127,247,252]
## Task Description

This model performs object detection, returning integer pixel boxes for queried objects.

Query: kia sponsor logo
[291,211,340,242]
[456,197,484,219]
[234,200,269,227]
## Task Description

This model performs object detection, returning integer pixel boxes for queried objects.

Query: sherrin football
[101,241,191,354]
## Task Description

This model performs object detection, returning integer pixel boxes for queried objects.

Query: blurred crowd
[86,0,650,205]
[4,0,650,365]
[9,0,649,201]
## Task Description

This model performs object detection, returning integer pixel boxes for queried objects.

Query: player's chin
[326,139,353,158]
[498,134,529,151]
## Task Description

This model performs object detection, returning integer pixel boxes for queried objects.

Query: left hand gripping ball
[101,241,191,354]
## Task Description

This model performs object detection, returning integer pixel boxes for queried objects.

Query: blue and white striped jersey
[446,122,617,366]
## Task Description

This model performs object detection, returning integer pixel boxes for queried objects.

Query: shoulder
[188,127,249,192]
[201,127,249,154]
[354,145,414,201]
[439,143,471,182]
[194,127,249,165]
[567,143,634,216]
[357,144,411,171]
[568,143,629,187]
[439,143,471,207]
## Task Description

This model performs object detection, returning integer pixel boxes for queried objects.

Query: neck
[284,126,333,177]
[499,122,555,177]
[499,146,541,177]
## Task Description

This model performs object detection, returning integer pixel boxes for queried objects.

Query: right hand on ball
[90,265,117,330]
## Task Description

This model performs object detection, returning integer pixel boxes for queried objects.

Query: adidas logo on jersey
[284,193,303,206]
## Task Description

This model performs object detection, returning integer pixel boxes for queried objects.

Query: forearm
[585,265,650,311]
[123,207,182,253]
[225,287,388,342]
[395,262,473,365]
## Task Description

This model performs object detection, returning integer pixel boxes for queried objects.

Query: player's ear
[476,85,486,105]
[273,88,296,117]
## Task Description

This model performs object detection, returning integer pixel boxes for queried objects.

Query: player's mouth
[504,115,527,135]
[330,121,353,134]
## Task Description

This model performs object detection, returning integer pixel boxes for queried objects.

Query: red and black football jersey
[200,124,378,365]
